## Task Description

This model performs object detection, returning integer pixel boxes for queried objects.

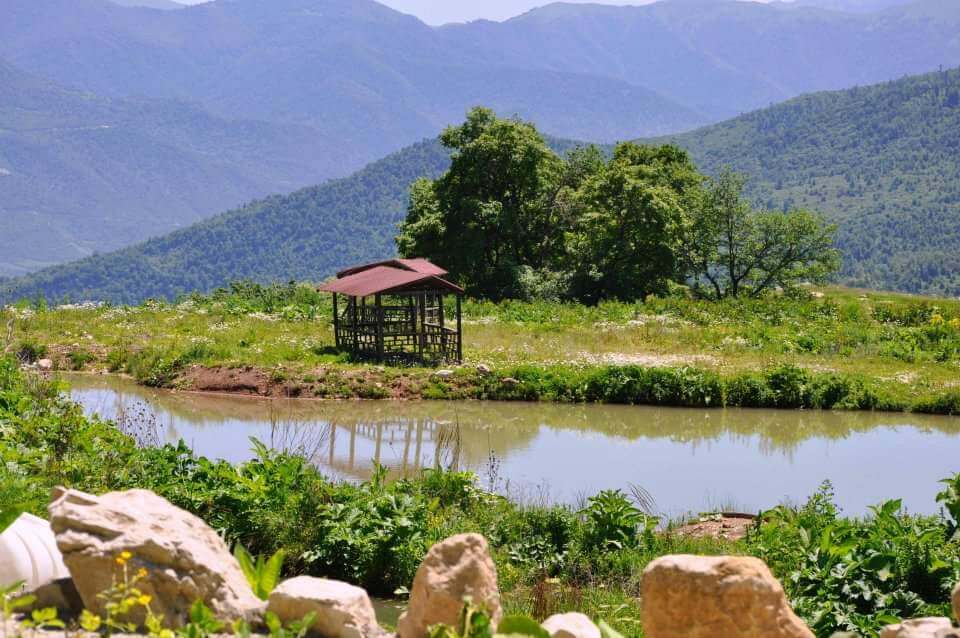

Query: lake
[66,374,960,517]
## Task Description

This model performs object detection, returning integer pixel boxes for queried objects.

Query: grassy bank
[3,358,960,637]
[3,283,960,413]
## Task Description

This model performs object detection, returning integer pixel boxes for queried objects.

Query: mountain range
[4,66,959,303]
[0,58,358,276]
[3,0,960,276]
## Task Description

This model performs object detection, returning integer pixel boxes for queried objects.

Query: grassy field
[4,283,960,412]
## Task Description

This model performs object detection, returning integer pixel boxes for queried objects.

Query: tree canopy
[398,108,839,303]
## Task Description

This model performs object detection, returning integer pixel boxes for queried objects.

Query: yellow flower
[138,594,153,606]
[137,567,148,579]
[116,556,127,566]
[121,550,133,560]
[950,317,960,331]
[931,313,945,326]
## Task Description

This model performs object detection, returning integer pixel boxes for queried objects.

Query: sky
[376,0,659,25]
[168,0,778,26]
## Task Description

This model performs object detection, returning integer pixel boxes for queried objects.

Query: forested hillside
[4,68,960,303]
[0,141,451,304]
[661,67,960,296]
[0,58,354,277]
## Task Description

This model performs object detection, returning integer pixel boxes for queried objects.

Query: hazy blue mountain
[0,0,706,154]
[443,0,960,118]
[0,58,359,277]
[107,0,183,9]
[779,0,915,12]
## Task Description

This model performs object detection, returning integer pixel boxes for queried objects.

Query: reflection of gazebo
[319,259,464,366]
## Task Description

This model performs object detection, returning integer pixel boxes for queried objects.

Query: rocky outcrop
[880,618,959,638]
[542,613,601,638]
[48,487,263,628]
[267,577,383,638]
[641,554,813,638]
[396,533,501,638]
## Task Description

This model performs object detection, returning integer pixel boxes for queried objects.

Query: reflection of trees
[65,374,960,465]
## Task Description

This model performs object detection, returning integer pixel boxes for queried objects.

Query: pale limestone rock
[476,364,492,376]
[880,618,958,638]
[48,487,262,628]
[542,613,600,638]
[267,577,383,638]
[434,369,455,379]
[954,581,960,622]
[396,534,501,638]
[37,358,53,370]
[641,554,813,638]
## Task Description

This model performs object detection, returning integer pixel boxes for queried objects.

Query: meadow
[4,282,960,413]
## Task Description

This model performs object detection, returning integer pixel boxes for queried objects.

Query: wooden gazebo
[319,259,464,366]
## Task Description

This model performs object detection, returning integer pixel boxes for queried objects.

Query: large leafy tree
[679,171,840,298]
[396,107,563,299]
[566,143,703,302]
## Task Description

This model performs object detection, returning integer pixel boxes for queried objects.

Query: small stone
[501,377,520,386]
[641,554,813,638]
[267,577,383,638]
[434,369,455,379]
[37,359,54,370]
[396,534,501,638]
[880,618,957,638]
[542,612,600,638]
[476,364,492,376]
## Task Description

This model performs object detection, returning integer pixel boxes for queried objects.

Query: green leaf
[495,616,550,638]
[261,549,286,599]
[598,620,625,638]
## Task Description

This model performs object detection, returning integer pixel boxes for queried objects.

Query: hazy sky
[377,1,659,25]
[169,0,782,25]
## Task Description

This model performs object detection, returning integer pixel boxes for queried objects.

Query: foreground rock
[267,577,383,638]
[49,487,263,627]
[542,613,600,638]
[641,555,813,638]
[396,533,501,638]
[954,582,960,622]
[880,618,958,637]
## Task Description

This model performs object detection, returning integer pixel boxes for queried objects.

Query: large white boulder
[48,487,262,628]
[641,554,813,638]
[542,613,601,638]
[880,618,958,638]
[396,534,501,638]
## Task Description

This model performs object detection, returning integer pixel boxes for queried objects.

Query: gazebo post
[418,292,427,362]
[375,293,384,362]
[332,293,339,348]
[456,294,463,363]
[438,293,446,359]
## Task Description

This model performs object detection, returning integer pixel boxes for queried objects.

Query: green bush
[744,482,959,636]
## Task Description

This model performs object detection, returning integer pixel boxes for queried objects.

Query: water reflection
[65,374,960,516]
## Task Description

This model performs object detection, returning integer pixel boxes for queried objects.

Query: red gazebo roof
[336,258,448,279]
[320,262,462,297]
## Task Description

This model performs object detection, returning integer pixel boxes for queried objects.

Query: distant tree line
[398,107,839,302]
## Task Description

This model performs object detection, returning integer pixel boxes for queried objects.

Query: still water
[65,374,960,517]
